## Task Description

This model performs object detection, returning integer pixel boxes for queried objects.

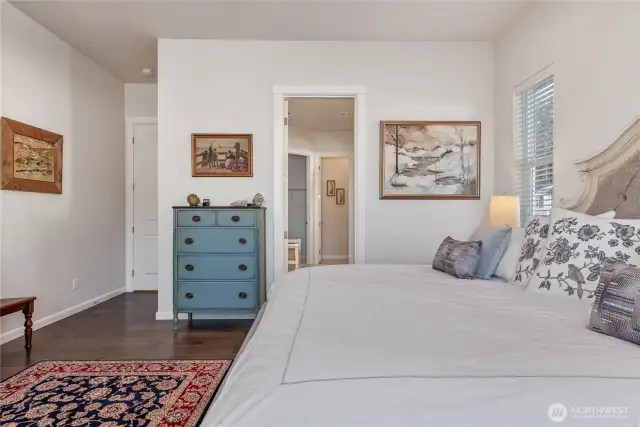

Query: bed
[202,120,640,427]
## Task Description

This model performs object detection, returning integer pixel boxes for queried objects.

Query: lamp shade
[490,195,520,227]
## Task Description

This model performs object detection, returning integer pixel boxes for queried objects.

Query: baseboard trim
[0,287,126,345]
[155,311,256,321]
[321,254,349,260]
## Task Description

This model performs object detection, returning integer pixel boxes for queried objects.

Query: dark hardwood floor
[0,293,252,381]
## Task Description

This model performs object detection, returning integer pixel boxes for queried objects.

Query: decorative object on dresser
[173,206,266,329]
[1,117,63,194]
[187,193,200,207]
[203,198,210,206]
[327,180,336,196]
[336,188,345,205]
[380,121,480,200]
[251,192,265,207]
[192,133,253,177]
[231,199,248,207]
[0,297,35,355]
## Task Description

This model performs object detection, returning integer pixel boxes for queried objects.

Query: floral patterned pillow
[530,208,640,300]
[511,216,550,288]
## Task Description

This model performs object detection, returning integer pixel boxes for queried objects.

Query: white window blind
[514,74,554,223]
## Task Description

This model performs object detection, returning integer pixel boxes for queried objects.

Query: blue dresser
[172,206,266,329]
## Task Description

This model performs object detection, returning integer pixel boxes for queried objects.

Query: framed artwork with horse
[191,133,253,177]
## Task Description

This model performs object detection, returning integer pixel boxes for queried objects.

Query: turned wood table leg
[23,302,34,356]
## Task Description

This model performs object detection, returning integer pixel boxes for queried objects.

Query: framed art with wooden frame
[1,117,63,194]
[336,188,345,205]
[192,133,253,177]
[327,180,336,196]
[379,120,481,200]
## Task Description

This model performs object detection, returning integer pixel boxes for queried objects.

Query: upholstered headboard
[561,118,640,219]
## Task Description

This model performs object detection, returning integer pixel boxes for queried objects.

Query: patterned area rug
[0,360,230,427]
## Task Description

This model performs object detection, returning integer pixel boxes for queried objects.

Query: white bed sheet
[203,265,640,427]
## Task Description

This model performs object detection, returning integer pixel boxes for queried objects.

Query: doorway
[273,86,366,284]
[127,120,159,291]
[285,98,354,270]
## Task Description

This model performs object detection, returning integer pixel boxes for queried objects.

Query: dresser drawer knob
[185,292,194,299]
[192,215,201,223]
[238,264,247,271]
[185,264,194,271]
[239,238,247,244]
[184,238,194,245]
[238,292,248,299]
[231,215,240,222]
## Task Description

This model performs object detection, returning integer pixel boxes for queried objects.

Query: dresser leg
[173,314,178,332]
[188,313,193,327]
[23,306,33,356]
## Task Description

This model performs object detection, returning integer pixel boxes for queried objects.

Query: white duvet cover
[203,265,640,427]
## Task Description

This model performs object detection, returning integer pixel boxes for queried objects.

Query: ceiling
[288,98,354,131]
[9,0,530,83]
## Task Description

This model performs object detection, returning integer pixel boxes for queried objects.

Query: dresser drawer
[217,210,256,227]
[176,282,257,310]
[176,228,255,254]
[177,255,256,280]
[177,210,215,227]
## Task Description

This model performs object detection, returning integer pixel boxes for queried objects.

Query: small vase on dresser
[172,206,267,330]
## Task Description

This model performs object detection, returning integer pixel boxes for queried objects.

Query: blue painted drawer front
[176,282,257,310]
[176,228,256,254]
[177,210,215,227]
[218,210,256,227]
[177,255,256,280]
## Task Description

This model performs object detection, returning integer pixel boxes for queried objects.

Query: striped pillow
[433,237,483,279]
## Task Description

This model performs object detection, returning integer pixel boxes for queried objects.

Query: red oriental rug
[0,360,231,427]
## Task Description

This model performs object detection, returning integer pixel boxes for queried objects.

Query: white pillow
[529,207,640,300]
[494,227,525,281]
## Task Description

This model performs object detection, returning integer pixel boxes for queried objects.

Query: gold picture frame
[336,188,345,205]
[380,121,481,200]
[192,133,253,177]
[327,180,336,196]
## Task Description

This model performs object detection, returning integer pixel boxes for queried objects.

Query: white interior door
[314,157,322,264]
[283,99,289,273]
[133,122,158,290]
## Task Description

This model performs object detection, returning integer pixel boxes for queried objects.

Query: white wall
[0,3,125,342]
[289,125,353,155]
[125,83,157,118]
[494,2,640,203]
[321,157,350,259]
[157,40,494,315]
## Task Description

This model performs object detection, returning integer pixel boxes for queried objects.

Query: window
[514,74,554,223]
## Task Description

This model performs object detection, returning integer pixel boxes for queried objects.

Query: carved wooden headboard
[561,118,640,219]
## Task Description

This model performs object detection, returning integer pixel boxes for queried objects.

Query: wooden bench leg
[23,302,34,356]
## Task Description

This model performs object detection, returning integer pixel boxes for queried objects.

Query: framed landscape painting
[1,117,63,194]
[379,121,480,200]
[192,133,253,177]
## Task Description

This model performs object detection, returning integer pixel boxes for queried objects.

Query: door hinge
[284,117,288,126]
[132,137,135,144]
[132,226,135,234]
[132,183,135,191]
[284,231,288,239]
[132,270,135,277]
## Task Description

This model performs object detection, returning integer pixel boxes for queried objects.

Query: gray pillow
[469,225,513,280]
[433,236,456,272]
[589,262,640,346]
[433,237,482,279]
